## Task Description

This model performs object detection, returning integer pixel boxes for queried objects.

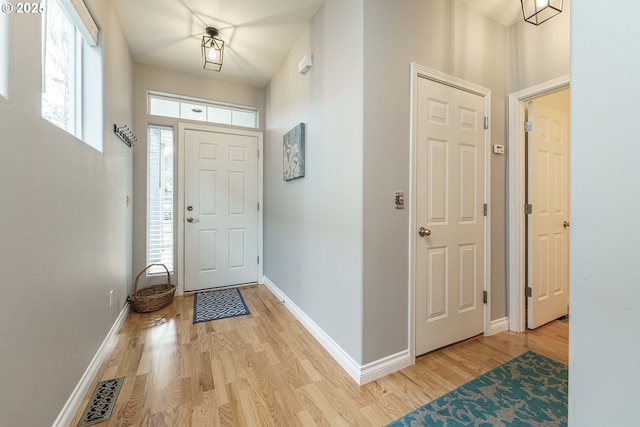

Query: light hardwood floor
[71,284,568,426]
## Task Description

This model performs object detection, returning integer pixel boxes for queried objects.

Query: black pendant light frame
[202,27,224,71]
[521,0,563,26]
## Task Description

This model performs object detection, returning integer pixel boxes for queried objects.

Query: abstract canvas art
[283,123,305,181]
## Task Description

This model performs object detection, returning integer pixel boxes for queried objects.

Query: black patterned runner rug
[193,287,250,324]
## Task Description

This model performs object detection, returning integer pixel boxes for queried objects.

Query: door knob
[418,226,432,237]
[186,217,200,223]
[563,221,570,228]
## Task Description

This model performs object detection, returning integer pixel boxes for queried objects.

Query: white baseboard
[53,303,130,427]
[262,276,411,385]
[360,349,412,385]
[489,317,509,335]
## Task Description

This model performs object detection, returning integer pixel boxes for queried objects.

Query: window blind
[147,126,174,274]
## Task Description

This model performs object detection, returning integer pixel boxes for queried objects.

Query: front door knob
[418,226,432,237]
[563,221,570,228]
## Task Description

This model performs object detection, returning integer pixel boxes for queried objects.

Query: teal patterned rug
[387,351,568,427]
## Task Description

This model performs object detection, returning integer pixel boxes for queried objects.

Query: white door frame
[507,75,570,332]
[177,122,264,295]
[408,63,492,362]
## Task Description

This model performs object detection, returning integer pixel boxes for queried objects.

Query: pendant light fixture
[202,27,224,71]
[521,0,563,26]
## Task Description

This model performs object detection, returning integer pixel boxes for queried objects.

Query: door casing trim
[177,122,264,295]
[507,75,570,332]
[408,63,492,363]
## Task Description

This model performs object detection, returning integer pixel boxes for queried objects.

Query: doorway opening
[507,76,570,332]
[409,63,492,361]
[176,122,264,294]
[524,89,570,328]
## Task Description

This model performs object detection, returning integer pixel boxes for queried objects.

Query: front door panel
[184,129,258,291]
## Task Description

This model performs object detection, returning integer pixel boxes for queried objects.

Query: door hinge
[483,290,488,304]
[525,203,533,215]
[257,202,260,211]
[524,121,533,132]
[257,256,260,264]
[257,148,260,158]
[484,116,489,130]
[483,203,488,217]
[526,286,532,298]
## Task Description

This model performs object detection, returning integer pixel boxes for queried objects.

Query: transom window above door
[148,91,258,129]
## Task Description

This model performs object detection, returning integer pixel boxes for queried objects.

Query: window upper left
[42,0,102,151]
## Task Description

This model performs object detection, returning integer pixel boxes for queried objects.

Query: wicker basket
[128,264,176,313]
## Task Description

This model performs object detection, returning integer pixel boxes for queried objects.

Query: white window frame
[148,91,259,129]
[42,0,102,150]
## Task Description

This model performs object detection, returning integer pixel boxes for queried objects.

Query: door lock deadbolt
[187,205,193,211]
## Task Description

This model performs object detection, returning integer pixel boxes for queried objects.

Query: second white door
[526,101,570,329]
[415,76,487,356]
[184,128,259,292]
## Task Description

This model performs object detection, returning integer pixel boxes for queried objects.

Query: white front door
[527,101,570,328]
[415,76,487,355]
[184,128,259,291]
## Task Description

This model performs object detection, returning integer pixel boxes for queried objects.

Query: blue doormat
[387,351,568,427]
[193,288,250,323]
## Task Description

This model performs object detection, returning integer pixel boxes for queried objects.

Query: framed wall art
[283,123,306,181]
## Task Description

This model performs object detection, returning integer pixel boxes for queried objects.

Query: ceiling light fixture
[521,0,563,26]
[202,27,224,71]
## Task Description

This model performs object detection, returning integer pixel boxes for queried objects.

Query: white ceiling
[459,0,523,28]
[113,0,522,89]
[113,0,326,88]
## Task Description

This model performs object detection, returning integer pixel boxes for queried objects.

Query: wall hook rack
[114,124,137,148]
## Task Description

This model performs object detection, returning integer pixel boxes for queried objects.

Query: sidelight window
[147,125,174,274]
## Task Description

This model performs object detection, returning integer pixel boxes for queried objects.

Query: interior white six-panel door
[415,77,486,356]
[527,101,570,329]
[184,129,259,292]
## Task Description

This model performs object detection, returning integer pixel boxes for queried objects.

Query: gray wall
[361,0,508,363]
[0,1,133,425]
[264,0,365,362]
[569,1,640,424]
[131,63,265,290]
[507,0,571,93]
[265,0,539,367]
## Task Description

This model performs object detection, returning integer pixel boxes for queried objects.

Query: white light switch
[493,144,505,154]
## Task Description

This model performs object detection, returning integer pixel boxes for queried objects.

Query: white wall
[361,0,508,362]
[0,1,133,425]
[507,0,571,93]
[131,63,264,290]
[264,0,365,362]
[569,1,640,424]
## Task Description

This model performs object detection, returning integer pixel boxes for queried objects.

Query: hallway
[72,284,568,426]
